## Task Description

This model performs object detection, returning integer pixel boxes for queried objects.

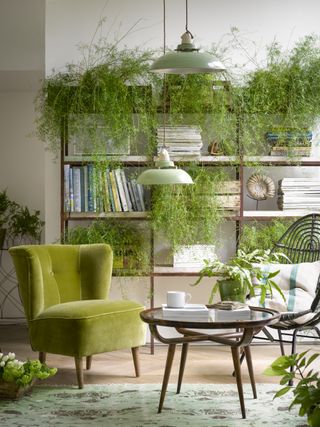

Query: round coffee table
[140,305,280,419]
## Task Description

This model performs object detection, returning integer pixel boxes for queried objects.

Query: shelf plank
[153,266,202,276]
[243,210,320,219]
[64,211,149,220]
[243,156,320,166]
[64,155,149,165]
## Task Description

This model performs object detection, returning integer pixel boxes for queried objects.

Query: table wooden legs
[231,346,246,419]
[158,343,176,413]
[244,346,257,399]
[177,343,189,394]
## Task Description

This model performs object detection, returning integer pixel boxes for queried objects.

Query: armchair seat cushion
[30,299,146,357]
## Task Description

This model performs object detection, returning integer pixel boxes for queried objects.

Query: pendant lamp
[137,0,194,186]
[150,0,226,74]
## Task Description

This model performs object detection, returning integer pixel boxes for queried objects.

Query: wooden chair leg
[75,357,84,389]
[131,347,140,377]
[177,343,189,394]
[39,352,46,363]
[86,356,92,370]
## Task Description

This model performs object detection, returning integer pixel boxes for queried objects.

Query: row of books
[64,165,145,213]
[270,146,311,156]
[278,178,320,210]
[265,130,312,146]
[156,125,203,158]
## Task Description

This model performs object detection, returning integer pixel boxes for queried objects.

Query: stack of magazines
[156,126,203,159]
[211,301,251,320]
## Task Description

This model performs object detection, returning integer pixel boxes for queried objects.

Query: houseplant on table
[0,352,57,399]
[193,249,287,304]
[264,350,320,426]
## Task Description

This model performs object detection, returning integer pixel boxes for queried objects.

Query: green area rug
[0,383,306,427]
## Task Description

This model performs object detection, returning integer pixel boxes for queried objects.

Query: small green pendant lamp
[150,0,226,74]
[137,148,193,185]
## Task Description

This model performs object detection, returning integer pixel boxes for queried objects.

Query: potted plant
[0,190,12,248]
[8,207,44,244]
[264,351,320,426]
[193,249,287,304]
[0,352,57,399]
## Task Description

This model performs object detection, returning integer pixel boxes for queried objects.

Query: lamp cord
[162,0,167,149]
[185,0,193,38]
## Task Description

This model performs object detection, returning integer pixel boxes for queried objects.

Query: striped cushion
[249,261,320,324]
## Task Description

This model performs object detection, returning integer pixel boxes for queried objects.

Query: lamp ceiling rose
[176,31,199,52]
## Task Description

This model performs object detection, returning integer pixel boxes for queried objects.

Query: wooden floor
[1,322,319,387]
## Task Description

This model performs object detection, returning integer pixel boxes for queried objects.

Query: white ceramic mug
[167,291,191,308]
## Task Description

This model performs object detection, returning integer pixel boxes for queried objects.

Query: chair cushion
[29,299,146,357]
[249,260,320,324]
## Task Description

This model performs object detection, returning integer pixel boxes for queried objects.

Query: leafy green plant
[238,220,294,253]
[193,249,287,304]
[0,352,57,386]
[63,219,151,275]
[151,166,228,251]
[0,190,12,228]
[264,351,320,426]
[9,207,44,242]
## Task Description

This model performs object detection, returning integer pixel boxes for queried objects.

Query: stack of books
[156,125,203,158]
[162,304,209,321]
[211,302,251,321]
[64,165,145,213]
[265,130,312,157]
[278,178,320,210]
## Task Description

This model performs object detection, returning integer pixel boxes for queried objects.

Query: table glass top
[141,306,278,325]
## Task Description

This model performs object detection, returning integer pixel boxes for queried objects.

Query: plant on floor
[0,352,57,387]
[264,350,320,427]
[192,249,287,304]
[63,219,151,275]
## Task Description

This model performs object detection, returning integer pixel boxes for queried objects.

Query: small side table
[140,306,280,419]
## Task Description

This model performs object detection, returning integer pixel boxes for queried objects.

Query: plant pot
[0,379,35,399]
[218,279,247,303]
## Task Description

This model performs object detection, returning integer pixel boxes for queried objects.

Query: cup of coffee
[167,291,191,308]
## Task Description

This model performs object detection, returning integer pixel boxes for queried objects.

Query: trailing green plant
[36,36,160,156]
[63,219,150,275]
[150,166,228,251]
[238,219,294,253]
[264,350,320,426]
[192,249,287,304]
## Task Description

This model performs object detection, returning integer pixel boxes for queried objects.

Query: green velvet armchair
[9,244,146,388]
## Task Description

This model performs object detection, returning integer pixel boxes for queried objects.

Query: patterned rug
[0,383,307,427]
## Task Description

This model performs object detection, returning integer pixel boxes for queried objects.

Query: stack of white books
[156,125,203,159]
[211,302,251,321]
[162,304,209,320]
[278,178,320,210]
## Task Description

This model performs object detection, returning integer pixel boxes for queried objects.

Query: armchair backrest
[272,213,320,312]
[9,244,113,320]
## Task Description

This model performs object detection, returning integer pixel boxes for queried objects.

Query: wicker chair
[266,213,320,358]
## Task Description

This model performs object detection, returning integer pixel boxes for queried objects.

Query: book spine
[69,166,74,212]
[105,169,115,212]
[101,169,111,212]
[80,166,85,212]
[87,164,96,212]
[127,181,137,211]
[137,183,145,211]
[109,170,121,212]
[83,165,88,212]
[73,167,82,213]
[131,179,142,211]
[115,169,128,212]
[120,169,133,211]
[64,164,70,212]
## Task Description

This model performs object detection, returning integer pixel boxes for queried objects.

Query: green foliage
[36,40,160,155]
[193,249,287,304]
[0,190,44,243]
[150,166,227,250]
[63,219,150,275]
[238,219,294,253]
[264,351,320,426]
[0,352,57,386]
